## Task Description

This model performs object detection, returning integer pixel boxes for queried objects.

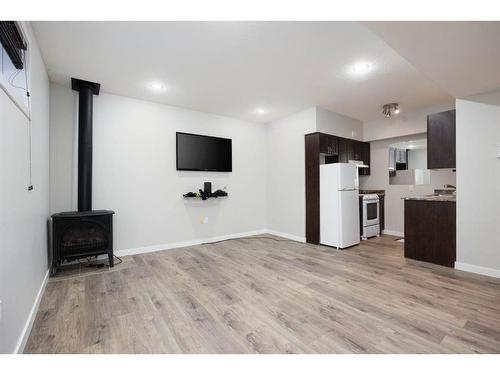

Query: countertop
[402,195,456,202]
[359,189,385,196]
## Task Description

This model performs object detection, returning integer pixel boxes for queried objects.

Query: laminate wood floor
[25,235,500,353]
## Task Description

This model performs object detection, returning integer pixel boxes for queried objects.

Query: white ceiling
[364,21,500,99]
[32,21,454,123]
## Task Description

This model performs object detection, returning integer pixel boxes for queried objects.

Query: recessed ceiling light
[350,61,373,76]
[148,81,168,93]
[254,107,268,115]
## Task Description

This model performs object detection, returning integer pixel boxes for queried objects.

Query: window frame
[0,21,31,119]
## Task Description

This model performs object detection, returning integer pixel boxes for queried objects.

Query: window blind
[0,21,27,69]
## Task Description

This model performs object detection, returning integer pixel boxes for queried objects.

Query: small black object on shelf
[204,182,212,195]
[183,188,228,200]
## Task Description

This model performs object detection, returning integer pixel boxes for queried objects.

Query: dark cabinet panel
[350,140,362,161]
[347,140,357,161]
[305,133,321,244]
[337,138,349,163]
[338,138,370,170]
[427,109,456,169]
[319,134,338,155]
[355,142,371,176]
[379,195,384,233]
[404,200,456,267]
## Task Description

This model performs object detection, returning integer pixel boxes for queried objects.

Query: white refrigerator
[320,163,360,249]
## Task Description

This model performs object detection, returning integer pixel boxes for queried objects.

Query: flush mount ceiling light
[254,107,268,115]
[148,81,167,93]
[382,103,400,118]
[349,61,373,76]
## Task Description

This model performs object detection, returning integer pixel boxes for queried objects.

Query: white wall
[456,91,500,277]
[266,108,316,240]
[316,107,363,140]
[363,103,455,142]
[51,101,360,246]
[360,134,456,235]
[49,84,77,213]
[266,106,363,240]
[49,85,267,251]
[407,148,427,169]
[0,23,50,353]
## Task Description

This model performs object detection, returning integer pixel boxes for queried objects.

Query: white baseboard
[15,269,50,354]
[455,262,500,279]
[382,229,404,237]
[264,229,306,243]
[115,229,308,257]
[115,229,268,257]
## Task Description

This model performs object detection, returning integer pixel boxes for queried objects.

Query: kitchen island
[403,195,456,267]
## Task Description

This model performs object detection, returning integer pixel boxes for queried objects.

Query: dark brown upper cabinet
[337,138,359,163]
[355,142,371,176]
[319,134,339,155]
[427,109,456,169]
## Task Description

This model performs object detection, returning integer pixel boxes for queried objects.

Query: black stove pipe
[72,78,100,212]
[77,86,93,211]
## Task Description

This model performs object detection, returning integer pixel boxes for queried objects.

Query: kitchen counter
[402,195,456,202]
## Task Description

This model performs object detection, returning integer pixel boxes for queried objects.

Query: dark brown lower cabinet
[379,195,385,233]
[404,200,456,267]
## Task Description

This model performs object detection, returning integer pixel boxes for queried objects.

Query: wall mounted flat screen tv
[176,132,232,172]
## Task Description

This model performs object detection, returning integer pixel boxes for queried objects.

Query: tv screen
[176,132,232,172]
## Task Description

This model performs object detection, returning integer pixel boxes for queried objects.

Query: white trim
[264,229,306,243]
[455,262,500,279]
[382,229,404,237]
[14,269,50,354]
[115,229,268,257]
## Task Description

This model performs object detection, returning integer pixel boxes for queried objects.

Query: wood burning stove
[50,78,115,275]
[51,210,114,275]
